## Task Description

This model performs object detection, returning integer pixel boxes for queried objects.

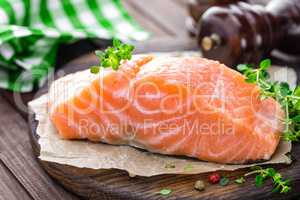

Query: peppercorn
[208,173,221,184]
[194,180,205,191]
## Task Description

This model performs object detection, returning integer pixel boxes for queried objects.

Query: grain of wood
[122,0,170,37]
[0,161,32,200]
[0,96,31,150]
[173,0,189,7]
[0,96,78,200]
[125,0,189,37]
[0,145,78,200]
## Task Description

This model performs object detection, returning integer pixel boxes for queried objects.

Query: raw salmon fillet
[49,56,284,164]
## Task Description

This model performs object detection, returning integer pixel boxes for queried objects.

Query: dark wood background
[1,0,299,200]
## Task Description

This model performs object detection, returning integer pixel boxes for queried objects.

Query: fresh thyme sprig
[90,38,134,73]
[237,59,300,142]
[238,59,296,193]
[245,166,291,193]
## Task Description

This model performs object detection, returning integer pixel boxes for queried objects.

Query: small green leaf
[259,70,270,79]
[237,64,249,72]
[273,173,282,182]
[109,54,120,70]
[255,175,264,187]
[245,73,257,83]
[159,189,172,196]
[266,168,276,177]
[260,58,271,70]
[279,82,290,96]
[280,185,291,193]
[113,38,121,47]
[183,164,193,172]
[235,177,246,184]
[283,131,298,142]
[294,101,300,111]
[95,50,104,58]
[292,115,300,123]
[90,66,100,74]
[220,177,230,186]
[293,86,300,96]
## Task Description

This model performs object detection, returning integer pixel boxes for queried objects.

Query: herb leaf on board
[245,166,291,193]
[235,177,246,184]
[159,189,172,196]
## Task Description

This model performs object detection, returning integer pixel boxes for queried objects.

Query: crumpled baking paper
[28,51,294,177]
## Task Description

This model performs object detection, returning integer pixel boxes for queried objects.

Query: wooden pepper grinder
[198,0,300,67]
[186,0,268,36]
[186,0,246,36]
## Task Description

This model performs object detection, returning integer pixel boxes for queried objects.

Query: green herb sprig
[90,38,134,73]
[235,177,246,184]
[245,166,291,193]
[237,59,300,142]
[238,59,294,193]
[183,163,193,172]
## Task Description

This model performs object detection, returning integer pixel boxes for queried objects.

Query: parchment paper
[28,51,294,177]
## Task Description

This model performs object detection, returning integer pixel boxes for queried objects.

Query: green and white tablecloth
[0,0,149,92]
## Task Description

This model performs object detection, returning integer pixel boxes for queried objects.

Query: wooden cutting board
[29,39,300,200]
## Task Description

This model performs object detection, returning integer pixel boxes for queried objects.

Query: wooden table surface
[0,1,194,200]
[1,1,299,200]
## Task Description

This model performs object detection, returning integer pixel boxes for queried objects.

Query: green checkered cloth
[0,0,149,92]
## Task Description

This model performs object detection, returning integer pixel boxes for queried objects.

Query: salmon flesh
[49,56,284,164]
